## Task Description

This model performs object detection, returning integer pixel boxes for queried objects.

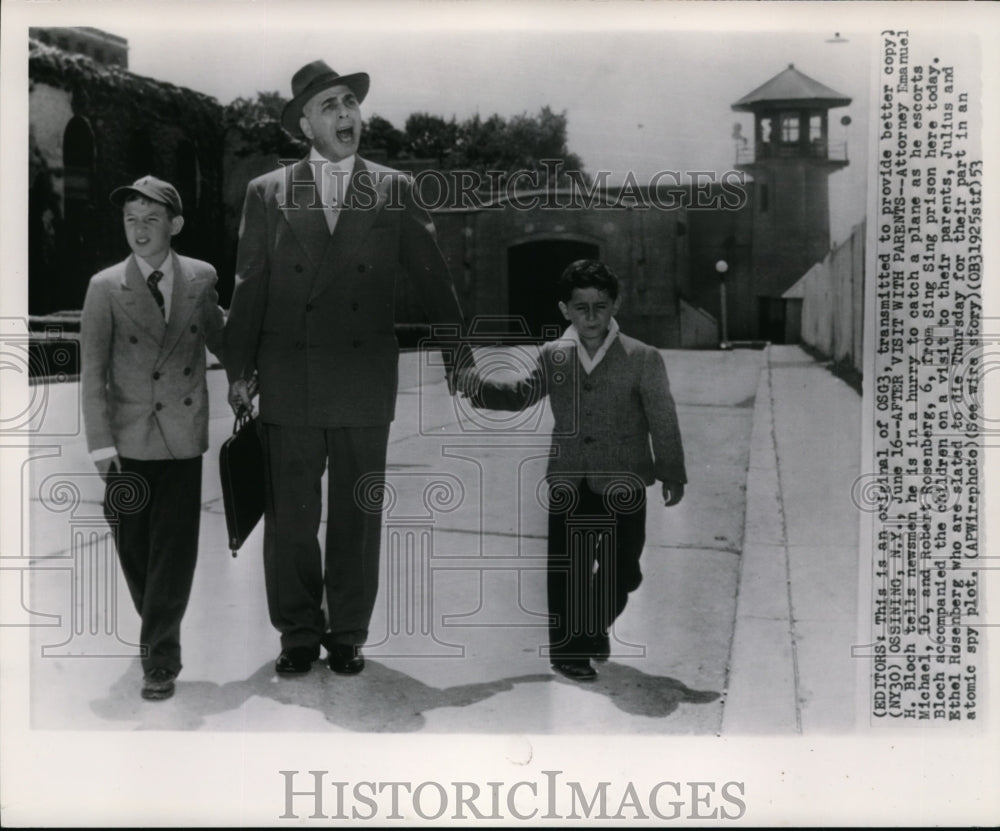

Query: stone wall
[797,219,865,378]
[28,40,225,315]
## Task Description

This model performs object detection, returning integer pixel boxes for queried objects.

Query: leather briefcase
[219,408,265,556]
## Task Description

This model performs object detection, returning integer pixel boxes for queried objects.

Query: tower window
[760,117,772,143]
[809,114,823,142]
[779,112,799,143]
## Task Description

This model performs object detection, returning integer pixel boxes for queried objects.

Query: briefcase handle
[231,373,259,433]
[233,406,253,435]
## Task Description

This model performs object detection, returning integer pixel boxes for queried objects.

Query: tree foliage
[364,106,587,183]
[223,92,587,183]
[223,90,306,157]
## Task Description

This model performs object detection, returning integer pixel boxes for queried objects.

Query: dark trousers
[103,456,202,675]
[547,481,647,660]
[261,423,390,650]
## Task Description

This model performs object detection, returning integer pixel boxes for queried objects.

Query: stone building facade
[28,35,225,316]
[26,29,853,361]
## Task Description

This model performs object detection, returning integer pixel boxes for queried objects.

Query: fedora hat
[281,60,370,136]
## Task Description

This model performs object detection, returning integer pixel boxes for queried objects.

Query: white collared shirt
[135,251,174,322]
[310,147,356,234]
[563,317,621,375]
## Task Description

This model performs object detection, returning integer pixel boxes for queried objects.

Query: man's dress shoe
[591,632,611,663]
[551,659,597,681]
[275,646,319,675]
[328,644,365,675]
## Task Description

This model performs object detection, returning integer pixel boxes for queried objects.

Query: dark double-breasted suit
[224,155,466,650]
[81,252,225,674]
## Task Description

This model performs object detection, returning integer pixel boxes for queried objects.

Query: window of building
[760,117,772,144]
[809,114,823,142]
[779,112,799,143]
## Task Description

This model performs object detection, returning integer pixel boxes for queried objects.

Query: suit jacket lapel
[280,157,331,268]
[111,255,167,343]
[307,157,387,302]
[159,252,199,365]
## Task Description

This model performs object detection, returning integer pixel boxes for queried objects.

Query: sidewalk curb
[721,347,800,734]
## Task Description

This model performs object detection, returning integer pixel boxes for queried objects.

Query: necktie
[147,270,166,318]
[323,167,347,234]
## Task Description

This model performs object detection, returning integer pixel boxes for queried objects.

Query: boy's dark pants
[103,456,202,675]
[547,480,647,660]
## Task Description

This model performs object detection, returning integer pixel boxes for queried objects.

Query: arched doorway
[61,116,97,310]
[175,139,201,254]
[507,238,600,338]
[126,128,156,181]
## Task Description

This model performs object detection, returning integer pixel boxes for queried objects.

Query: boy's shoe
[276,646,320,675]
[141,667,177,701]
[551,659,597,681]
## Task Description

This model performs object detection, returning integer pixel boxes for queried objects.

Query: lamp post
[715,259,730,350]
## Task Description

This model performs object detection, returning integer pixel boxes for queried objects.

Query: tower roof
[731,64,851,112]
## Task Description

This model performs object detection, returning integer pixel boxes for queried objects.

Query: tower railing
[735,140,848,165]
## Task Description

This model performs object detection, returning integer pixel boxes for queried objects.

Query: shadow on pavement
[89,658,719,731]
[560,661,721,719]
[90,660,551,732]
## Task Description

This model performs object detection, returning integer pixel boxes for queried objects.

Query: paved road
[19,346,856,734]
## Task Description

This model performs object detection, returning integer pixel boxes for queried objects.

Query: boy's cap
[110,175,183,215]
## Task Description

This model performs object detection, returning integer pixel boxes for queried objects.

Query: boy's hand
[229,379,254,416]
[95,455,121,481]
[662,481,684,507]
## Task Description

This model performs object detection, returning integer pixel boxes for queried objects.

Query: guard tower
[732,64,851,342]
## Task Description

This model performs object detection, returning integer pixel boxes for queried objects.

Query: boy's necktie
[147,270,165,318]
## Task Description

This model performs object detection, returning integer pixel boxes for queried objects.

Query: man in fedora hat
[225,60,468,677]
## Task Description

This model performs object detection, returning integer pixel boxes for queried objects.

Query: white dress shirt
[310,147,356,234]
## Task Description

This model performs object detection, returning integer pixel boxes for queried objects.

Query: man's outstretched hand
[446,343,477,397]
[452,367,480,397]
